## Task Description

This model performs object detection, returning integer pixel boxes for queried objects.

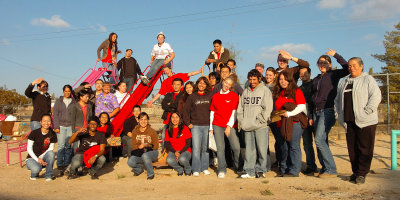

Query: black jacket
[25,84,51,122]
[116,57,142,80]
[161,92,183,121]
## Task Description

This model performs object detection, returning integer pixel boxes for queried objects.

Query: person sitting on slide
[140,32,175,85]
[146,65,203,107]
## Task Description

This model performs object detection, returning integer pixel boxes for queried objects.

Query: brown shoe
[318,173,338,178]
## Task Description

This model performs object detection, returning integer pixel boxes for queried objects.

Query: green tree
[0,87,30,114]
[372,22,400,124]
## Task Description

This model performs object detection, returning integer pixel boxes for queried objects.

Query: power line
[0,0,312,45]
[0,56,75,80]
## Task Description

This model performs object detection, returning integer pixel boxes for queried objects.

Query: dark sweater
[276,58,310,83]
[183,92,212,126]
[300,80,313,118]
[25,84,51,122]
[116,57,142,80]
[311,53,349,113]
[161,92,183,121]
[121,115,138,137]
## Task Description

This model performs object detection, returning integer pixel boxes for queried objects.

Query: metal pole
[387,73,390,134]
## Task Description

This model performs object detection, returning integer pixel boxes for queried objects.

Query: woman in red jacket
[165,112,192,176]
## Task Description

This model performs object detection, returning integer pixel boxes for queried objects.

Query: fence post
[391,130,400,170]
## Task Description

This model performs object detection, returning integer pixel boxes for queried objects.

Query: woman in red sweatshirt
[165,112,192,176]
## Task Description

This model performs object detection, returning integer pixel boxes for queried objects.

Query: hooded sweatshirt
[237,82,273,131]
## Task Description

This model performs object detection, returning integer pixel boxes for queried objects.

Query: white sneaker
[203,170,211,175]
[218,172,225,178]
[30,177,37,180]
[45,178,53,182]
[193,172,200,177]
[241,173,255,179]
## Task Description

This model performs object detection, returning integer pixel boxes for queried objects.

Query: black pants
[346,122,376,177]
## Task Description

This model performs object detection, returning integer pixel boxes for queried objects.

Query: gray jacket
[237,83,273,131]
[334,73,381,129]
[53,96,76,129]
[70,102,93,132]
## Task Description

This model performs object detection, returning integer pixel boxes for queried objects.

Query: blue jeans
[213,125,241,173]
[313,108,337,174]
[147,59,171,79]
[269,122,283,163]
[166,151,192,174]
[30,121,41,131]
[122,136,132,157]
[56,126,73,168]
[69,153,106,175]
[302,125,317,171]
[243,127,269,176]
[191,125,210,172]
[26,151,55,178]
[102,62,117,85]
[128,150,158,177]
[279,122,303,176]
[123,77,135,93]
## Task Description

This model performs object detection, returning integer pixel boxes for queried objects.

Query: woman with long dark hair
[53,85,76,176]
[71,90,93,151]
[165,112,192,176]
[273,70,307,177]
[183,77,213,177]
[97,32,121,84]
[177,81,195,115]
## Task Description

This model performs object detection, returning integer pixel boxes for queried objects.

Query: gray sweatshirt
[237,83,273,131]
[334,73,381,129]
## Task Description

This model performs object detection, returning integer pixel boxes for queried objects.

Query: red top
[165,126,192,154]
[163,92,179,125]
[159,73,189,95]
[80,104,88,129]
[102,48,113,63]
[217,52,221,59]
[275,89,305,127]
[97,125,108,134]
[210,91,239,128]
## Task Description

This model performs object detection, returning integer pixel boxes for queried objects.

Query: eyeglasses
[317,61,330,65]
[41,85,48,88]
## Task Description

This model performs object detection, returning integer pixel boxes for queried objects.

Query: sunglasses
[317,61,330,65]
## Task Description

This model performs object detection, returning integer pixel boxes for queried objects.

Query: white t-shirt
[115,90,129,108]
[151,42,174,59]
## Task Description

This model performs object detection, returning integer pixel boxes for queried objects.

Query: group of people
[23,32,381,185]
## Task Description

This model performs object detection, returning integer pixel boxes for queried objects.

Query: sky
[0,0,399,99]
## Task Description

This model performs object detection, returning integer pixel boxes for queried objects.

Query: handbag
[208,133,217,152]
[107,136,121,146]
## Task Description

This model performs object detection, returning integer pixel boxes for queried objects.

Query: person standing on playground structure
[116,49,142,91]
[97,32,121,85]
[140,32,175,85]
[146,65,203,107]
[205,39,230,72]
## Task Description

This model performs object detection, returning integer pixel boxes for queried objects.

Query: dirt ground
[1,132,399,200]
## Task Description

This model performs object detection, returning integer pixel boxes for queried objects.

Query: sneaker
[218,172,225,178]
[67,174,79,180]
[30,177,37,181]
[193,172,200,177]
[241,174,256,179]
[302,168,318,175]
[203,170,211,175]
[90,173,99,180]
[284,173,299,177]
[147,175,155,180]
[276,172,284,177]
[45,177,54,182]
[140,76,149,85]
[133,171,142,176]
[318,173,338,178]
[355,176,365,184]
[349,174,357,183]
[256,172,266,178]
[185,172,192,176]
[177,171,184,176]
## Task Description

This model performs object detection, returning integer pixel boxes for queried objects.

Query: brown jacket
[206,47,230,72]
[280,102,307,142]
[131,125,159,151]
[97,39,119,62]
[276,58,309,83]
